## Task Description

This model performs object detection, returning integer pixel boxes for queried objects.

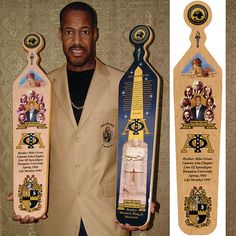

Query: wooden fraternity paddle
[174,1,222,234]
[13,33,51,218]
[116,25,160,227]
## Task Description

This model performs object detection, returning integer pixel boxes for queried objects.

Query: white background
[170,0,226,235]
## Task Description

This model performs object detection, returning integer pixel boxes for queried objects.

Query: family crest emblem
[184,186,211,227]
[102,123,114,147]
[18,175,42,212]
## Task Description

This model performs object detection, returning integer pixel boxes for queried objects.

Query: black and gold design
[101,123,114,147]
[122,118,149,136]
[117,25,159,226]
[118,199,145,212]
[174,2,221,234]
[181,134,213,153]
[130,25,150,44]
[187,4,208,25]
[18,175,42,212]
[24,33,40,49]
[184,186,211,227]
[16,133,45,149]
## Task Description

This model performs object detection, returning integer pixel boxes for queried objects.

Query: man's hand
[115,202,156,231]
[7,193,47,224]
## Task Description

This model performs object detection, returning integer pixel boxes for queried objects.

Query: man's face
[195,84,200,90]
[195,97,202,107]
[59,10,98,72]
[39,103,44,110]
[186,88,192,96]
[21,95,27,103]
[184,111,190,119]
[133,139,139,147]
[38,113,44,121]
[29,103,35,110]
[207,99,213,107]
[19,114,25,122]
[205,111,213,120]
[37,94,43,101]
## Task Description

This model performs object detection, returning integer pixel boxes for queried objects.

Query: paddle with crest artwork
[13,33,51,219]
[174,2,222,234]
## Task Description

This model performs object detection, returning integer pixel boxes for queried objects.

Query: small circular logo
[130,25,150,44]
[24,33,40,49]
[188,4,208,25]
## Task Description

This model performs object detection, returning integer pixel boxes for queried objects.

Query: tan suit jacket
[38,58,128,236]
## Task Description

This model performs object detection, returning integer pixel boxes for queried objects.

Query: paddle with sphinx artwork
[174,1,222,234]
[12,33,51,219]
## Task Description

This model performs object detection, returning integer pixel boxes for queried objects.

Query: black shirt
[67,69,93,235]
[67,69,94,125]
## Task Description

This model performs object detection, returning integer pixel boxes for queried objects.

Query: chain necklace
[71,101,84,110]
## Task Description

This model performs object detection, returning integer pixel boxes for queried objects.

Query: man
[25,101,39,122]
[182,109,192,123]
[191,95,207,121]
[18,113,27,124]
[207,97,216,110]
[10,2,154,235]
[36,112,45,123]
[20,94,28,104]
[203,85,212,99]
[193,80,203,94]
[204,109,214,122]
[181,97,191,110]
[121,139,147,204]
[184,86,193,99]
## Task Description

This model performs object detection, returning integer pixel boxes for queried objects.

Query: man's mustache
[69,44,86,50]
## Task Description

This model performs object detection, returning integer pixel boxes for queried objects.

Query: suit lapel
[200,106,205,119]
[193,107,197,119]
[52,64,77,130]
[78,58,110,131]
[52,59,111,132]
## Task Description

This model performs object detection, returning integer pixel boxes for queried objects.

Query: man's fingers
[28,216,36,223]
[120,224,127,230]
[114,217,151,231]
[21,215,30,224]
[12,213,47,224]
[138,224,149,231]
[125,223,138,231]
[13,213,21,221]
[114,221,134,231]
[114,220,127,230]
[9,194,47,223]
[40,214,47,220]
[7,193,13,201]
[150,202,156,213]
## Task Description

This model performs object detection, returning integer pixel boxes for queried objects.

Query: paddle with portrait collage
[174,1,222,234]
[12,33,51,220]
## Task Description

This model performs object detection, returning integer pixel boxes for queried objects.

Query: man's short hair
[208,97,214,102]
[60,1,97,28]
[195,95,201,100]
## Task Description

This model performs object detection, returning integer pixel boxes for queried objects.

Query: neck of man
[67,57,96,72]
